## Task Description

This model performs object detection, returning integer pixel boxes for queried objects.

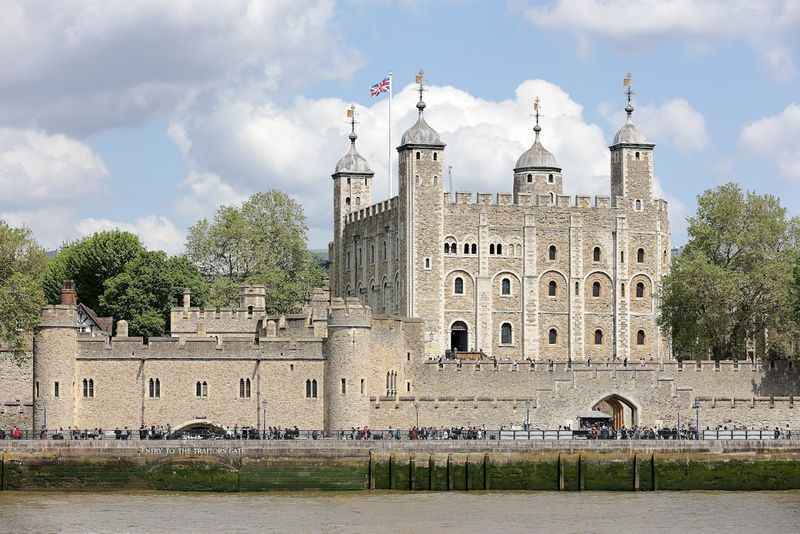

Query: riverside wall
[2,440,800,492]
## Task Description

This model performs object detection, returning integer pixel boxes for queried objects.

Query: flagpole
[388,71,393,198]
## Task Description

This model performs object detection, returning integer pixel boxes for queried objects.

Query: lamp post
[261,400,268,439]
[693,399,701,440]
[414,403,419,428]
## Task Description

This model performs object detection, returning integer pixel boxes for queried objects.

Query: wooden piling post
[447,454,454,491]
[483,454,489,490]
[389,455,395,490]
[428,455,434,491]
[409,455,416,491]
[578,455,585,491]
[632,454,640,491]
[465,455,470,491]
[368,450,374,490]
[557,454,565,491]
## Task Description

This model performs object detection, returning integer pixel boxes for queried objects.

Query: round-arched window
[637,330,646,345]
[593,247,601,262]
[637,248,645,263]
[501,278,511,296]
[592,281,601,297]
[636,282,645,298]
[454,277,464,295]
[548,245,557,261]
[501,323,512,345]
[548,328,558,345]
[594,329,603,345]
[548,280,557,297]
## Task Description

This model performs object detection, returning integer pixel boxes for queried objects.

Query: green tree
[101,252,208,337]
[660,183,800,360]
[42,231,144,313]
[0,221,48,358]
[186,191,325,313]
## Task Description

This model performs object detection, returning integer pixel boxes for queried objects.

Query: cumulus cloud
[739,103,800,180]
[600,98,710,152]
[171,79,648,247]
[76,215,185,254]
[0,128,108,207]
[524,0,800,80]
[0,0,360,134]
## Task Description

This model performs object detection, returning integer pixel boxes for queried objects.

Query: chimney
[183,288,191,311]
[116,320,129,337]
[60,280,77,305]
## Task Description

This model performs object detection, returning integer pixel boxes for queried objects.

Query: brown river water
[1,490,799,534]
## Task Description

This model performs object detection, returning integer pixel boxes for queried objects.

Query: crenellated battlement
[344,197,398,224]
[443,191,635,211]
[327,297,372,328]
[39,305,77,328]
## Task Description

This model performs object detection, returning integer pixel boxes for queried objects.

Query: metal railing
[1,427,796,441]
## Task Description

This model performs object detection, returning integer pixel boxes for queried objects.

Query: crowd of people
[340,426,489,440]
[582,423,795,440]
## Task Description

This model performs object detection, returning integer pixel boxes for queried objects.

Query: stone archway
[451,321,468,352]
[170,420,227,439]
[592,394,638,429]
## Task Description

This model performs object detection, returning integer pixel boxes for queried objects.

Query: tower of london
[4,76,799,436]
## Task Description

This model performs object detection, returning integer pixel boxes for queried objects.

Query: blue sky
[0,0,798,252]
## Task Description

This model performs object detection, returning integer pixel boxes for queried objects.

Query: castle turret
[239,284,266,312]
[610,75,655,208]
[397,70,445,353]
[33,280,80,431]
[513,97,563,203]
[331,105,374,298]
[324,297,372,432]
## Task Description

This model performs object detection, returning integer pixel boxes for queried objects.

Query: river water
[1,491,799,533]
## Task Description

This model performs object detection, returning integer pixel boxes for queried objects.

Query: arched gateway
[169,421,227,439]
[450,321,468,352]
[592,394,638,429]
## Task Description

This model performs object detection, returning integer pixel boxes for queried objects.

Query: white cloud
[0,128,108,207]
[0,0,360,134]
[76,215,185,254]
[600,98,709,152]
[170,79,649,247]
[176,171,248,220]
[524,0,800,80]
[739,103,800,180]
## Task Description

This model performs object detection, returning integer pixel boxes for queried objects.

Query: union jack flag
[370,76,391,96]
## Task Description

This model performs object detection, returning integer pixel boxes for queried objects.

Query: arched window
[83,379,88,398]
[489,244,495,255]
[54,381,59,398]
[501,323,513,345]
[416,151,421,160]
[155,379,160,398]
[312,379,317,398]
[635,151,640,160]
[433,152,438,161]
[549,192,555,204]
[548,328,558,345]
[496,244,503,255]
[593,247,601,262]
[637,248,645,263]
[345,197,351,207]
[201,381,208,397]
[637,330,646,345]
[149,379,155,398]
[621,283,626,297]
[454,277,464,295]
[594,329,603,345]
[306,379,312,398]
[471,244,477,254]
[548,280,557,297]
[196,381,202,397]
[246,379,251,398]
[592,281,601,297]
[548,173,554,183]
[527,173,532,183]
[548,245,557,260]
[240,378,245,398]
[444,243,450,253]
[501,278,511,295]
[88,379,94,398]
[635,199,642,210]
[636,282,645,298]
[464,243,469,254]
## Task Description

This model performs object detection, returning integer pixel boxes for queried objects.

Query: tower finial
[346,104,357,144]
[415,69,426,114]
[623,72,634,120]
[532,96,542,142]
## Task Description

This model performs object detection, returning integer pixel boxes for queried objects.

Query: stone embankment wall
[2,440,799,492]
[0,352,32,429]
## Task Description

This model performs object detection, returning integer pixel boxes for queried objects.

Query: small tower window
[341,378,347,394]
[305,379,312,398]
[548,280,557,297]
[637,248,645,263]
[497,244,503,255]
[575,281,579,295]
[527,173,532,183]
[416,152,421,160]
[424,257,431,270]
[433,152,438,161]
[489,244,495,255]
[454,277,464,295]
[548,174,554,183]
[501,278,511,296]
[621,283,626,297]
[635,151,640,160]
[594,329,603,345]
[501,323,513,345]
[54,381,59,398]
[637,330,646,345]
[548,328,558,345]
[548,245,557,261]
[592,281,601,298]
[593,247,601,262]
[636,282,645,298]
[464,243,469,254]
[345,197,351,207]
[636,199,642,211]
[471,244,477,255]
